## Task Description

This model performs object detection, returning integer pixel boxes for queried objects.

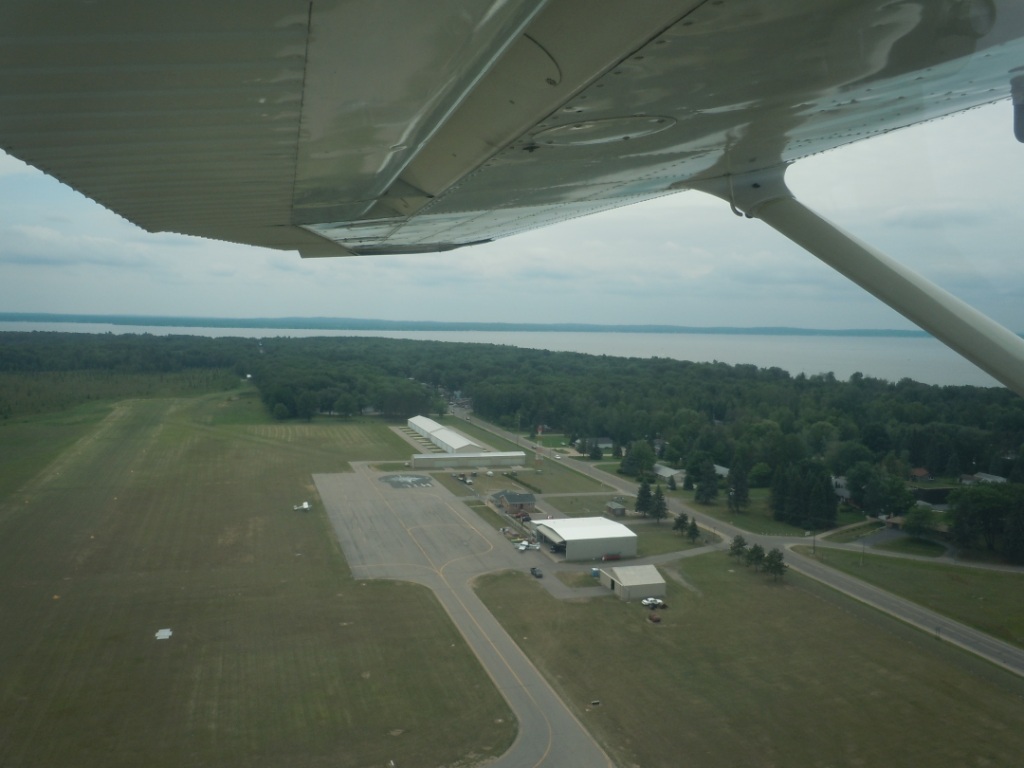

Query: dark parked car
[530,567,543,578]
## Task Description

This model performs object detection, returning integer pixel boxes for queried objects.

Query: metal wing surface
[2,0,1022,258]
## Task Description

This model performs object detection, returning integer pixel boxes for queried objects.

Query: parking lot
[314,464,526,587]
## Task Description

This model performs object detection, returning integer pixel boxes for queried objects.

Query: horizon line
[0,312,948,337]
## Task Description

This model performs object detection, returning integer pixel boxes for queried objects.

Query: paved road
[314,465,614,768]
[463,413,1024,679]
[783,546,1024,675]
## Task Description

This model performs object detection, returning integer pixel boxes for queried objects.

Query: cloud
[0,224,153,269]
[0,100,1022,333]
[881,204,989,229]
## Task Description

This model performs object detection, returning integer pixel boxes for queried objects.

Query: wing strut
[690,167,1024,396]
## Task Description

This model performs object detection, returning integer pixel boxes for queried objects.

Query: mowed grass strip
[666,488,866,536]
[0,394,514,768]
[873,536,947,557]
[543,494,622,517]
[795,546,1024,647]
[476,555,1024,768]
[628,521,717,556]
[0,400,113,499]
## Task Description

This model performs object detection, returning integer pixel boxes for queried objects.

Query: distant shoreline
[0,312,937,338]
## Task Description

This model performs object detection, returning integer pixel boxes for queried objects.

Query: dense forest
[3,331,1024,559]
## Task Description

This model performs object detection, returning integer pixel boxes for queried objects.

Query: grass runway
[0,391,514,767]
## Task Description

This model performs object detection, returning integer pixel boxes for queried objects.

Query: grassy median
[796,545,1024,647]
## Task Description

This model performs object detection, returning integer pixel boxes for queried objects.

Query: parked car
[641,597,665,608]
[530,567,543,578]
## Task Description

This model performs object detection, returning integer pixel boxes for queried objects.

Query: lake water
[0,321,1002,388]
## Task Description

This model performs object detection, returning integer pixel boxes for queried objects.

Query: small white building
[599,564,666,601]
[533,517,637,561]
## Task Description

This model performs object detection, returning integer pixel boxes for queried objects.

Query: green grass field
[0,391,514,767]
[520,463,612,493]
[555,570,600,588]
[476,556,1024,768]
[466,500,507,531]
[672,486,865,535]
[534,433,571,449]
[795,546,1024,648]
[628,520,719,556]
[0,400,114,498]
[7,389,1024,767]
[542,493,624,516]
[874,535,948,557]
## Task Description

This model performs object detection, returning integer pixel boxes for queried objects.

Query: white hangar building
[533,517,637,562]
[408,415,481,454]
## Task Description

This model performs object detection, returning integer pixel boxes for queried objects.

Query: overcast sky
[1,101,1021,332]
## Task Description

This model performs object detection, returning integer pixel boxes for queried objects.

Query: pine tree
[727,463,750,514]
[695,461,719,504]
[763,547,786,580]
[650,485,668,524]
[744,543,765,570]
[635,479,653,517]
[686,518,700,543]
[728,535,748,558]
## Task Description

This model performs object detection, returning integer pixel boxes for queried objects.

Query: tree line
[948,482,1024,563]
[5,332,1024,467]
[4,331,1024,558]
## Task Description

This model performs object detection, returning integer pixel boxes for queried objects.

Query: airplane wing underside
[2,0,1023,257]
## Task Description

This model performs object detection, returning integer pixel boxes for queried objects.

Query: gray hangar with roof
[599,564,666,601]
[532,517,637,561]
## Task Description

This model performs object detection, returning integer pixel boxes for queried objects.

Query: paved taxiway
[314,465,614,768]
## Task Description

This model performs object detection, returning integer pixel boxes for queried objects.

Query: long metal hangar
[533,517,636,562]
